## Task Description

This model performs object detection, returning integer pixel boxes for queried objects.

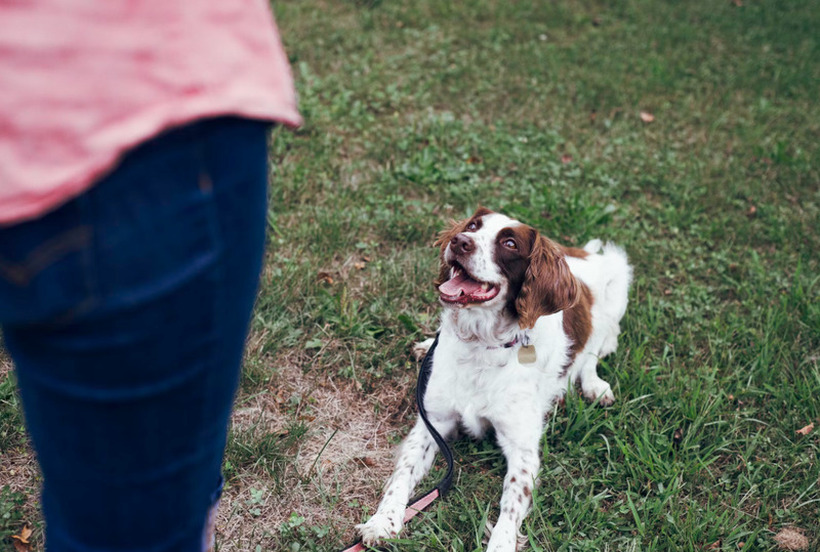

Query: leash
[339,333,453,552]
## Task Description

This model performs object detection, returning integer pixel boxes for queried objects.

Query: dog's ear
[515,233,579,329]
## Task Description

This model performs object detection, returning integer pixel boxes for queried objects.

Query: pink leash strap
[338,489,441,552]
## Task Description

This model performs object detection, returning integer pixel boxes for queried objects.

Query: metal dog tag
[518,345,537,364]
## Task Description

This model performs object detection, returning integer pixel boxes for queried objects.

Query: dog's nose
[450,233,475,255]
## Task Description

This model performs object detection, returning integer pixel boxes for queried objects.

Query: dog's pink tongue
[439,272,484,297]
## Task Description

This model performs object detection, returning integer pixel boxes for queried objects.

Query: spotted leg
[356,415,456,545]
[486,419,542,552]
[411,337,435,361]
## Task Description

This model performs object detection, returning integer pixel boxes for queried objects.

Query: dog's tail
[583,239,632,321]
[583,238,603,254]
[582,240,632,358]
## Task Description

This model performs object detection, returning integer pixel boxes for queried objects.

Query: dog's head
[435,207,579,328]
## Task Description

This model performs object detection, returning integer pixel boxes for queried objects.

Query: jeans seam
[0,225,92,287]
[194,135,227,552]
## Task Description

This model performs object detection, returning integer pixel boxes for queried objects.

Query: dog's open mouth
[438,264,500,304]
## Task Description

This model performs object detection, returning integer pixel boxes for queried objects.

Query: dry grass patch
[773,527,811,551]
[217,352,417,550]
[0,448,39,501]
[0,354,43,551]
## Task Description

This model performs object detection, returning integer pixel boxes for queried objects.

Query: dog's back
[566,239,632,380]
[578,240,632,318]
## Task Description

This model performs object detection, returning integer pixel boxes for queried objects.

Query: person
[0,2,301,550]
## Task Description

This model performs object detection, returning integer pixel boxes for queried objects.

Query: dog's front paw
[582,376,615,406]
[411,338,435,361]
[356,511,403,545]
[485,519,520,552]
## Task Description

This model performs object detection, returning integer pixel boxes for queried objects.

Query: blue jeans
[0,117,271,551]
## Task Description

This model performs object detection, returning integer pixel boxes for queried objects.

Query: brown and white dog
[357,208,632,551]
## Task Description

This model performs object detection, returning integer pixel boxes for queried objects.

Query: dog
[356,207,632,551]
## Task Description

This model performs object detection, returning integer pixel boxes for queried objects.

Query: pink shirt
[0,1,302,225]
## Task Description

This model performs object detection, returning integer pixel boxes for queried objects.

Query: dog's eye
[503,239,517,250]
[466,221,478,231]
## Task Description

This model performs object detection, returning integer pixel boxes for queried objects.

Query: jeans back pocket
[0,204,96,326]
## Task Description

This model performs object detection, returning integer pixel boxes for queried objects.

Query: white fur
[357,213,632,551]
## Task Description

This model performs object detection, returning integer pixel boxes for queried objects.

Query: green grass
[2,0,819,550]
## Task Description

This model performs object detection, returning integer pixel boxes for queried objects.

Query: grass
[1,0,819,550]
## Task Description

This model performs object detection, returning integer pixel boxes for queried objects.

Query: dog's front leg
[486,422,542,552]
[356,415,455,545]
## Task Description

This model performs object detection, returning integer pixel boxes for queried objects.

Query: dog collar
[489,331,530,350]
[500,336,519,349]
[453,331,530,350]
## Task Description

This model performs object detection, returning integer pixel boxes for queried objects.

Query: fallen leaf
[355,456,377,468]
[773,527,809,551]
[796,422,814,436]
[640,111,655,123]
[673,428,684,448]
[316,271,334,285]
[11,524,32,544]
[11,524,33,551]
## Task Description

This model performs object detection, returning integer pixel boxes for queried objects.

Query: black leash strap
[339,333,454,552]
[412,333,454,499]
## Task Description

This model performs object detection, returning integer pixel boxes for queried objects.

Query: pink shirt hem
[0,1,302,225]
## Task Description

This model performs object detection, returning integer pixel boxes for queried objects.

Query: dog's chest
[427,343,554,434]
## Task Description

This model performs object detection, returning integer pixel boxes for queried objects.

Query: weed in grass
[0,485,26,541]
[0,369,24,450]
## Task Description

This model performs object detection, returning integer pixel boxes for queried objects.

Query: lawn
[1,0,818,550]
